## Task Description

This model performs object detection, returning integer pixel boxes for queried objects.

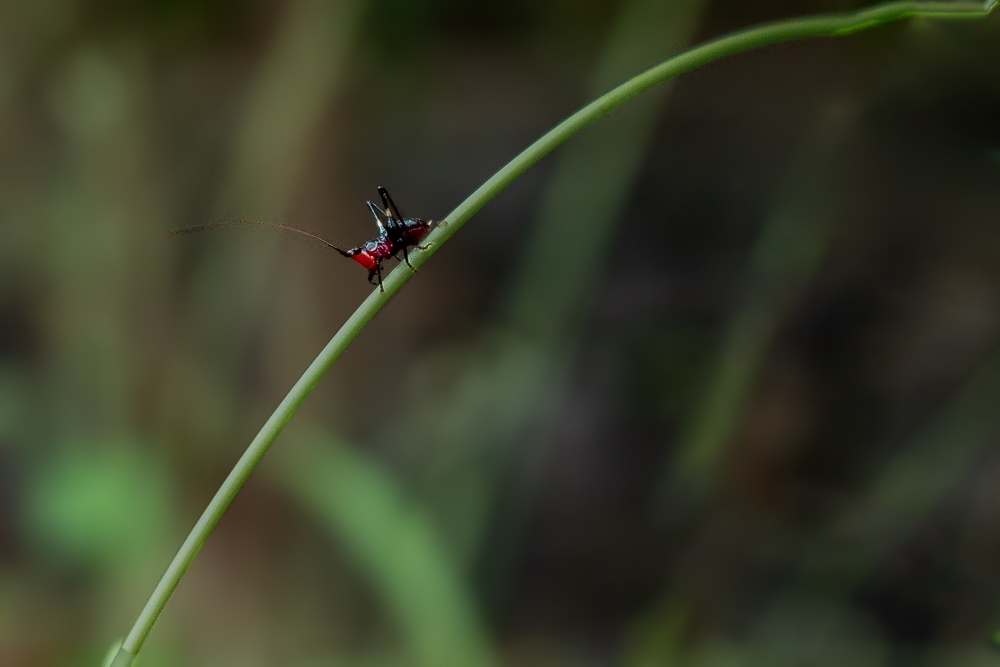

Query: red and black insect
[169,187,435,292]
[339,186,435,290]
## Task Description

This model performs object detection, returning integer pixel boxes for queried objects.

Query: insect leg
[378,186,411,238]
[378,187,399,220]
[375,262,384,292]
[401,244,417,272]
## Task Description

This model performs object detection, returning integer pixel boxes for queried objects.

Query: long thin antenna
[167,219,351,257]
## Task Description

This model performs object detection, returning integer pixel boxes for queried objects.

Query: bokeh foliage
[1,0,998,665]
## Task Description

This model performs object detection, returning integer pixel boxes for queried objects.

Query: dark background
[1,0,999,665]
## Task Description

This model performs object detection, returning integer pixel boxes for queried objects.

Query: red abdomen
[405,222,431,244]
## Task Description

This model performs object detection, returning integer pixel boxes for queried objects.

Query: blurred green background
[1,0,999,665]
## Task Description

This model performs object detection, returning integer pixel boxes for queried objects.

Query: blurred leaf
[664,107,855,501]
[748,594,887,667]
[624,602,688,667]
[46,47,132,145]
[828,344,1000,560]
[220,0,364,213]
[23,438,173,566]
[409,0,710,578]
[272,434,495,667]
[0,366,30,443]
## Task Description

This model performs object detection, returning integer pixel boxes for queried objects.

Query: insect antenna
[168,218,351,257]
[366,201,388,234]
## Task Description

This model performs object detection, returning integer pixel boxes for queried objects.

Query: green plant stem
[111,2,994,664]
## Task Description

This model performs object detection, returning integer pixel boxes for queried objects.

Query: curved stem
[111,1,993,664]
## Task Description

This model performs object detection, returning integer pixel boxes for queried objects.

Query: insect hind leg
[377,187,399,220]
